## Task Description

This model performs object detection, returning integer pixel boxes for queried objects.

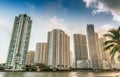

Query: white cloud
[45,16,85,35]
[83,0,97,8]
[112,12,120,23]
[47,16,65,29]
[0,18,5,26]
[96,24,114,37]
[83,0,120,23]
[32,15,65,30]
[34,15,71,34]
[0,18,12,63]
[0,18,11,35]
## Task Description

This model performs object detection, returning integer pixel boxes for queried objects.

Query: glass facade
[87,24,99,68]
[6,14,32,70]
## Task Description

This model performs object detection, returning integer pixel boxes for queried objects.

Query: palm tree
[103,27,120,61]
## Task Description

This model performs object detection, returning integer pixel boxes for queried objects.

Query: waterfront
[0,72,120,77]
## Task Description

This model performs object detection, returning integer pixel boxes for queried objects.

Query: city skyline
[24,26,114,69]
[0,0,120,63]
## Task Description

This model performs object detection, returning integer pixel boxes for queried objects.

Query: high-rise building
[86,24,99,68]
[26,51,35,65]
[95,33,102,68]
[99,37,111,69]
[6,14,32,70]
[74,34,88,68]
[70,51,75,68]
[47,29,70,69]
[34,43,48,64]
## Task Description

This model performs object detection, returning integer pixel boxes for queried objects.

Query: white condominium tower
[6,14,32,70]
[34,43,48,64]
[48,29,70,69]
[87,24,99,68]
[26,51,35,65]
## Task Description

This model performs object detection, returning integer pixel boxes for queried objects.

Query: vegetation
[103,27,120,61]
[0,66,4,70]
[25,65,36,71]
[35,63,51,71]
[25,63,51,71]
[0,65,5,71]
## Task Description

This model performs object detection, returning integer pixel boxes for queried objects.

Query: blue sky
[0,0,120,63]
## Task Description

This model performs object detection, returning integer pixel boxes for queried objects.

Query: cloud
[31,15,66,30]
[112,13,120,23]
[47,16,65,29]
[96,24,114,37]
[0,18,5,26]
[42,16,73,36]
[0,18,11,63]
[0,18,11,35]
[44,16,85,35]
[83,0,120,23]
[83,0,97,8]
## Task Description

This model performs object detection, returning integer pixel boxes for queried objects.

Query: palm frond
[117,55,120,61]
[117,26,120,32]
[103,40,117,46]
[109,30,119,40]
[109,29,116,33]
[103,34,114,38]
[117,26,120,40]
[104,44,114,51]
[110,45,120,59]
[103,27,120,61]
[110,47,117,59]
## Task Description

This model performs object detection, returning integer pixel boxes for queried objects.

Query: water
[0,72,120,77]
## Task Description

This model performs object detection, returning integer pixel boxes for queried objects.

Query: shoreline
[0,69,120,72]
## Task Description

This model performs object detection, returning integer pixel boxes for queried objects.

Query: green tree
[35,63,51,71]
[103,27,120,61]
[0,65,4,71]
[25,65,36,71]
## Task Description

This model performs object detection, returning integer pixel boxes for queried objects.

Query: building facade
[95,33,102,68]
[74,34,88,68]
[86,24,99,69]
[26,51,35,65]
[77,60,90,69]
[47,29,70,69]
[99,37,112,69]
[6,14,32,70]
[34,43,48,65]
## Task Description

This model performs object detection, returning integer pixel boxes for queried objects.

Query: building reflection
[4,72,24,77]
[68,72,78,77]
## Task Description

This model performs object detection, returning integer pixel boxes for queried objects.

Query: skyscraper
[48,29,70,69]
[34,43,48,64]
[87,24,99,68]
[95,33,102,68]
[6,14,32,70]
[26,51,35,65]
[70,51,75,68]
[74,34,88,68]
[99,37,111,69]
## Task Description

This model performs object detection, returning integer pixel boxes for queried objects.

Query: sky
[0,0,120,63]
